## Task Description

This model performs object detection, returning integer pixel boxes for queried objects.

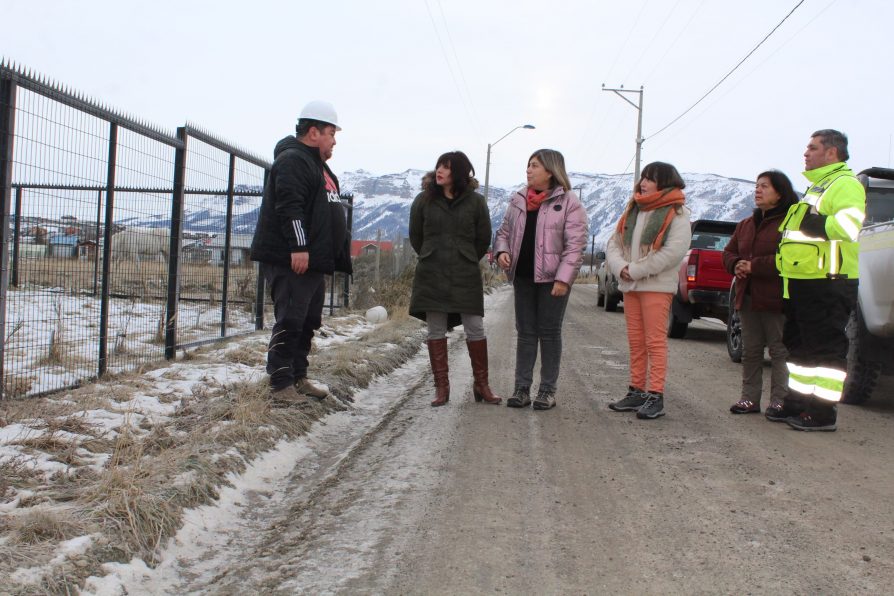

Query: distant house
[77,239,98,260]
[47,233,78,258]
[350,240,393,258]
[208,233,253,266]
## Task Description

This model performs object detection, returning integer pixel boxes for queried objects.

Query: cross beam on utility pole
[602,85,644,192]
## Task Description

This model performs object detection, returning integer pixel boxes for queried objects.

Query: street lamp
[483,124,535,201]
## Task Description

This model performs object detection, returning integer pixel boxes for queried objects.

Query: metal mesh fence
[0,62,274,399]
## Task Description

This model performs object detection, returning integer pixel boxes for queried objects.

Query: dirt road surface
[113,285,894,595]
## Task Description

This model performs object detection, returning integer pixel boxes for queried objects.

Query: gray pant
[426,312,485,341]
[739,295,788,404]
[513,278,570,393]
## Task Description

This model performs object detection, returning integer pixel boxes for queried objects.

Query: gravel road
[119,285,894,595]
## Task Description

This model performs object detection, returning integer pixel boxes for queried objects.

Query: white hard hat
[298,100,341,131]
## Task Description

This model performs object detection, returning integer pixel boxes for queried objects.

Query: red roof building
[350,240,394,258]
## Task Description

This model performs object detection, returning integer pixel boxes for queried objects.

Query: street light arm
[491,125,523,148]
[483,123,535,202]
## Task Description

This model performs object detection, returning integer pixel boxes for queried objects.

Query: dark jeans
[261,262,325,390]
[513,277,571,393]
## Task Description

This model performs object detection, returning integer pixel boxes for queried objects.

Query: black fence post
[11,186,22,287]
[165,127,187,360]
[221,153,236,337]
[0,75,17,399]
[93,190,102,296]
[98,123,118,377]
[343,193,353,309]
[254,168,269,331]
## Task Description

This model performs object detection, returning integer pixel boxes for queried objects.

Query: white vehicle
[842,167,894,404]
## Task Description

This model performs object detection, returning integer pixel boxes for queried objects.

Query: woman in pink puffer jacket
[493,149,589,410]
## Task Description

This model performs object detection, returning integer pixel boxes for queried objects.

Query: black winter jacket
[408,184,491,325]
[250,136,352,274]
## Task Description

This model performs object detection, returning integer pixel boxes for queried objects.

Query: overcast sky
[4,0,892,188]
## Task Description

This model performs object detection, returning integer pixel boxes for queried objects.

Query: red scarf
[526,187,549,212]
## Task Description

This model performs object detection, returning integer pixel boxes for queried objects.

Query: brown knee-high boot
[427,338,450,407]
[467,338,502,405]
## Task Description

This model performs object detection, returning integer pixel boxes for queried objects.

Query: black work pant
[261,263,325,390]
[783,277,858,402]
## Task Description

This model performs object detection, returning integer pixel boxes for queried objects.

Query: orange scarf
[526,187,549,211]
[614,187,686,251]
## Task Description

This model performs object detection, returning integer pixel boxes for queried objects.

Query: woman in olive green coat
[409,151,501,407]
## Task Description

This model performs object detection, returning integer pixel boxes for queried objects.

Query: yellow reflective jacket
[777,162,865,284]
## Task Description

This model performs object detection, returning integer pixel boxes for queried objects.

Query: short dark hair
[423,151,476,197]
[811,129,849,162]
[296,118,333,139]
[757,169,799,210]
[639,161,686,190]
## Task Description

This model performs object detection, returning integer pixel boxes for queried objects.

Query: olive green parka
[408,177,491,325]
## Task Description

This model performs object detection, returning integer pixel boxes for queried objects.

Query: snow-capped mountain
[341,169,756,249]
[121,171,758,250]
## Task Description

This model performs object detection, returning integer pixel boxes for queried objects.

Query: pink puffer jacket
[493,187,589,285]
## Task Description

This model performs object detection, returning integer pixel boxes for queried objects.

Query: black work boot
[786,400,837,432]
[766,390,809,422]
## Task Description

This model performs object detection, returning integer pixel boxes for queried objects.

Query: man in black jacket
[250,100,352,402]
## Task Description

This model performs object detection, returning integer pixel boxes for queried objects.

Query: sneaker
[636,392,665,419]
[729,399,760,414]
[786,405,837,432]
[506,387,531,408]
[609,387,647,411]
[532,389,556,410]
[295,377,328,400]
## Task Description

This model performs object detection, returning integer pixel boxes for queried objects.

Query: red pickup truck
[667,219,737,338]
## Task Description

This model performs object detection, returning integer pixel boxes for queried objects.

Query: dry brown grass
[0,312,428,591]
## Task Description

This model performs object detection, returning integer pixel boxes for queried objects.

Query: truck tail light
[686,253,699,283]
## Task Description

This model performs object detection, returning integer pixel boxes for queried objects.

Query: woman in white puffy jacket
[605,162,692,420]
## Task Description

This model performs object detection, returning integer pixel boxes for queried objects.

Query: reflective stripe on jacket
[776,162,865,285]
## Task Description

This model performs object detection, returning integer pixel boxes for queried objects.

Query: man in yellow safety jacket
[769,129,865,431]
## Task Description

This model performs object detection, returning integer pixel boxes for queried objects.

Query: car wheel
[667,295,689,338]
[726,282,742,363]
[604,291,619,312]
[596,281,605,307]
[727,308,742,363]
[841,306,881,405]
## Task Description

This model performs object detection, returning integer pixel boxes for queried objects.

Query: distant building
[207,233,253,266]
[350,240,393,258]
[47,233,78,258]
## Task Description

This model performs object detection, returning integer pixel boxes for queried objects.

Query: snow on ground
[4,288,258,396]
[0,308,397,592]
[82,343,434,595]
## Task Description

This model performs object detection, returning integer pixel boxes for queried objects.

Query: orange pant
[622,291,673,394]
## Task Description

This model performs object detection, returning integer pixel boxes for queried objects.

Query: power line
[575,0,650,151]
[422,0,481,143]
[434,0,483,134]
[648,0,806,140]
[649,0,839,154]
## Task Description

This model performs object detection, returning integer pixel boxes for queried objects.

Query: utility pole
[602,85,644,192]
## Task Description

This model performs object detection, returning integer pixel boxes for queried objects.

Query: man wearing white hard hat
[250,100,352,404]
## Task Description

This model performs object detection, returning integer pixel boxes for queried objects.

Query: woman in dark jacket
[723,170,799,418]
[409,151,501,407]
